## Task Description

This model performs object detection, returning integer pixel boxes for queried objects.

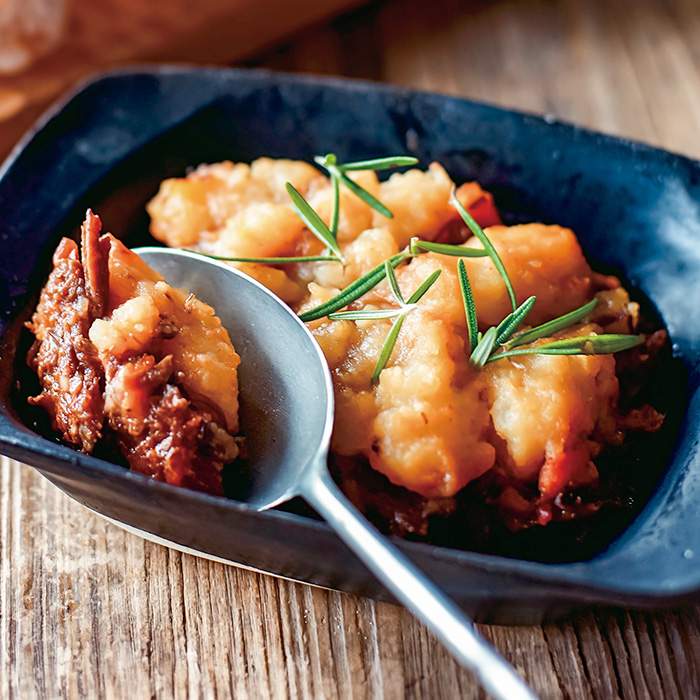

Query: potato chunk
[371,311,495,497]
[147,158,325,248]
[462,224,592,327]
[484,325,620,498]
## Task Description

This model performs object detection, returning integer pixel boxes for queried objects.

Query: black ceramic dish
[0,67,698,624]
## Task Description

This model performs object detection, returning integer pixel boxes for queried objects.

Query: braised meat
[27,211,241,495]
[26,233,105,452]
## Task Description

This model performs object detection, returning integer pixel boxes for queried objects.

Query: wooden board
[3,0,700,697]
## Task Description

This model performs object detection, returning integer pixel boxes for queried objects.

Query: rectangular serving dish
[0,66,698,624]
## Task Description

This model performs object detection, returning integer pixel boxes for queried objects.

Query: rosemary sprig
[467,296,537,369]
[286,183,344,260]
[365,262,441,385]
[329,261,441,384]
[298,251,411,322]
[486,334,644,363]
[298,235,491,324]
[495,296,536,345]
[409,237,490,258]
[329,172,340,238]
[372,314,407,384]
[327,308,404,321]
[466,293,639,368]
[295,157,641,376]
[407,268,442,304]
[458,259,479,353]
[192,148,641,378]
[314,154,418,219]
[505,298,597,348]
[327,264,441,320]
[449,189,517,311]
[298,236,491,323]
[470,326,497,369]
[386,256,406,303]
[338,156,419,171]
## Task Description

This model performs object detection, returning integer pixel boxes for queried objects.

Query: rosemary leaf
[450,190,517,311]
[298,251,410,322]
[371,312,407,385]
[286,183,343,259]
[487,333,644,363]
[327,166,394,218]
[495,296,537,345]
[470,325,497,369]
[186,251,339,264]
[406,269,441,304]
[339,156,419,171]
[315,154,395,217]
[506,299,598,349]
[329,173,340,238]
[314,153,337,167]
[458,260,479,353]
[385,260,406,305]
[411,239,490,258]
[329,308,403,321]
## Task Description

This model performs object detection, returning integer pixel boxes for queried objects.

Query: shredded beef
[26,210,240,495]
[26,237,104,452]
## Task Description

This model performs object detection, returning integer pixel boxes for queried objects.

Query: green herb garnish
[190,150,643,383]
[407,268,442,305]
[314,154,418,219]
[450,189,517,311]
[328,262,440,385]
[495,296,536,345]
[298,251,411,322]
[337,156,419,171]
[371,313,407,385]
[286,183,344,260]
[292,166,639,378]
[486,333,643,363]
[465,296,641,367]
[470,326,498,369]
[296,236,490,322]
[458,259,479,354]
[329,171,340,238]
[505,299,597,348]
[409,238,490,258]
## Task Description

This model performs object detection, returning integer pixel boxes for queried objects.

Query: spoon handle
[304,469,539,700]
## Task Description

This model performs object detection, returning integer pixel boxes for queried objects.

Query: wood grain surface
[3,0,700,698]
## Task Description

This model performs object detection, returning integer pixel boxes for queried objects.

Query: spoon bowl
[136,246,538,700]
[135,247,334,510]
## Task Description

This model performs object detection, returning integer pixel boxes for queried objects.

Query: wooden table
[3,0,700,697]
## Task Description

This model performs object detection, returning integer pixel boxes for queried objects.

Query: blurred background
[1,0,700,161]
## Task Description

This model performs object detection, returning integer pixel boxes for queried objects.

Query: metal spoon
[136,247,539,700]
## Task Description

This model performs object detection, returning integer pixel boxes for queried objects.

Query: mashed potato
[147,157,659,513]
